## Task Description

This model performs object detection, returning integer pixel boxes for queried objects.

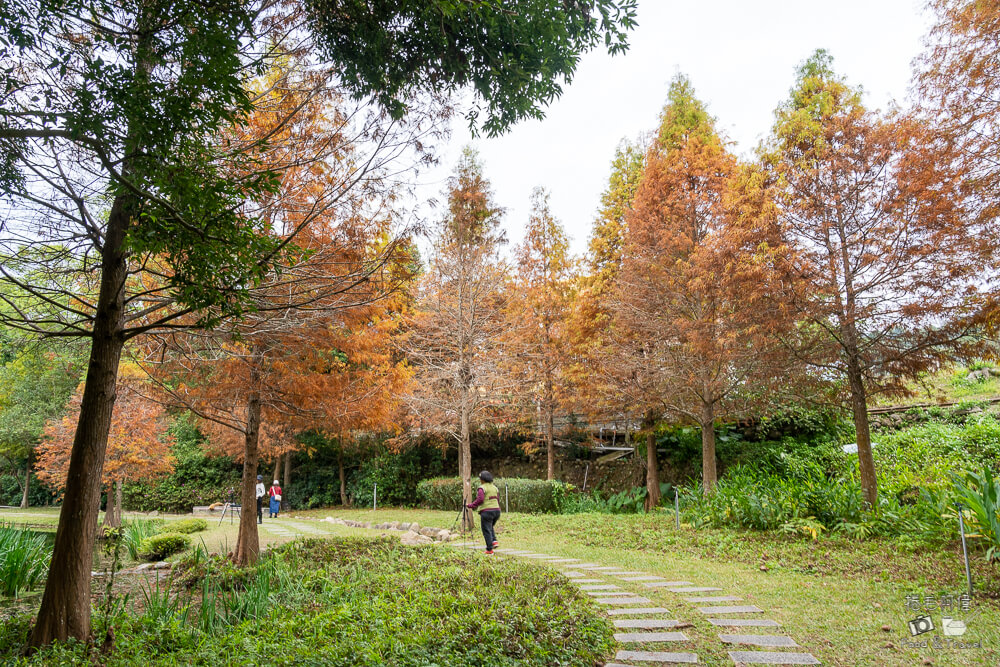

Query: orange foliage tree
[37,369,174,528]
[506,188,575,480]
[144,59,422,565]
[613,76,796,497]
[917,0,1000,324]
[405,149,512,529]
[767,51,989,508]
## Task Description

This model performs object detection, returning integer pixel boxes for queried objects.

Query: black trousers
[256,497,263,522]
[480,509,500,550]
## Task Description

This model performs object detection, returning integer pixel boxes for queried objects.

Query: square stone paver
[589,566,628,571]
[614,631,689,642]
[579,584,621,590]
[571,563,602,568]
[698,605,764,614]
[586,590,633,596]
[719,634,799,648]
[546,559,580,563]
[573,579,604,583]
[615,650,699,663]
[708,619,780,627]
[727,651,819,665]
[644,581,694,588]
[562,571,585,578]
[613,619,681,629]
[606,607,671,615]
[594,596,653,604]
[669,587,723,593]
[686,596,742,603]
[620,575,666,582]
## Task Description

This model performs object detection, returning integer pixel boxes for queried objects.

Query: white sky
[411,0,932,257]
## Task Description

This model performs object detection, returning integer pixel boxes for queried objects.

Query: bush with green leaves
[139,533,190,561]
[0,537,615,665]
[417,477,563,513]
[0,524,49,597]
[169,518,208,534]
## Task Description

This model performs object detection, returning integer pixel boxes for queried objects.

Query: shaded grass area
[0,537,614,666]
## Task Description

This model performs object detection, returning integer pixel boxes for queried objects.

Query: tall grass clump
[123,518,161,560]
[0,524,50,597]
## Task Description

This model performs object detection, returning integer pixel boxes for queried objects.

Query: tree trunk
[101,481,123,529]
[282,451,291,511]
[701,398,717,495]
[272,455,281,485]
[20,462,29,509]
[643,412,661,511]
[234,380,263,567]
[337,449,348,506]
[29,194,130,647]
[847,356,878,509]
[459,393,474,532]
[545,375,555,481]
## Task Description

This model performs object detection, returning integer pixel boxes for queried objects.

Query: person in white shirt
[255,474,266,524]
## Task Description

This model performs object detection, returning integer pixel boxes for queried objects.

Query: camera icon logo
[908,615,935,636]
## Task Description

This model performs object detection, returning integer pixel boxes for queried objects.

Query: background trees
[406,150,511,529]
[36,369,174,528]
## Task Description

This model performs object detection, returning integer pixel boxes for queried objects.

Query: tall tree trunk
[643,412,661,511]
[337,448,348,506]
[459,391,474,532]
[234,378,263,567]
[282,451,291,511]
[701,397,717,495]
[30,194,130,647]
[545,374,555,481]
[20,461,29,509]
[847,355,878,509]
[272,455,281,485]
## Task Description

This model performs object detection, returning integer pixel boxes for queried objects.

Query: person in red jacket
[268,479,282,518]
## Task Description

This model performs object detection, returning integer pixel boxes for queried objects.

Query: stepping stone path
[443,541,820,665]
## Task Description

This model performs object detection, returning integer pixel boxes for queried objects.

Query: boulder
[399,522,411,530]
[434,530,451,542]
[361,521,372,529]
[408,522,420,532]
[418,526,440,538]
[388,521,401,530]
[154,561,171,570]
[400,530,433,546]
[134,563,155,572]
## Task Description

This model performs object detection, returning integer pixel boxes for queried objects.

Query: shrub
[416,477,562,513]
[139,533,190,561]
[0,524,49,597]
[169,518,208,534]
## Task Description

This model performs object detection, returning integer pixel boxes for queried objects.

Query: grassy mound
[0,537,614,666]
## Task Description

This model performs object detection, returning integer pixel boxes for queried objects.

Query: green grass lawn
[3,506,999,666]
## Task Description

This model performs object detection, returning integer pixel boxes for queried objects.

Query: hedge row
[416,477,564,513]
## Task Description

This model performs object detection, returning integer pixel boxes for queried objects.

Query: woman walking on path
[269,479,282,518]
[466,470,501,554]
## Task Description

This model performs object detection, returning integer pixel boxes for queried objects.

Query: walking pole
[674,488,680,530]
[957,503,974,598]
